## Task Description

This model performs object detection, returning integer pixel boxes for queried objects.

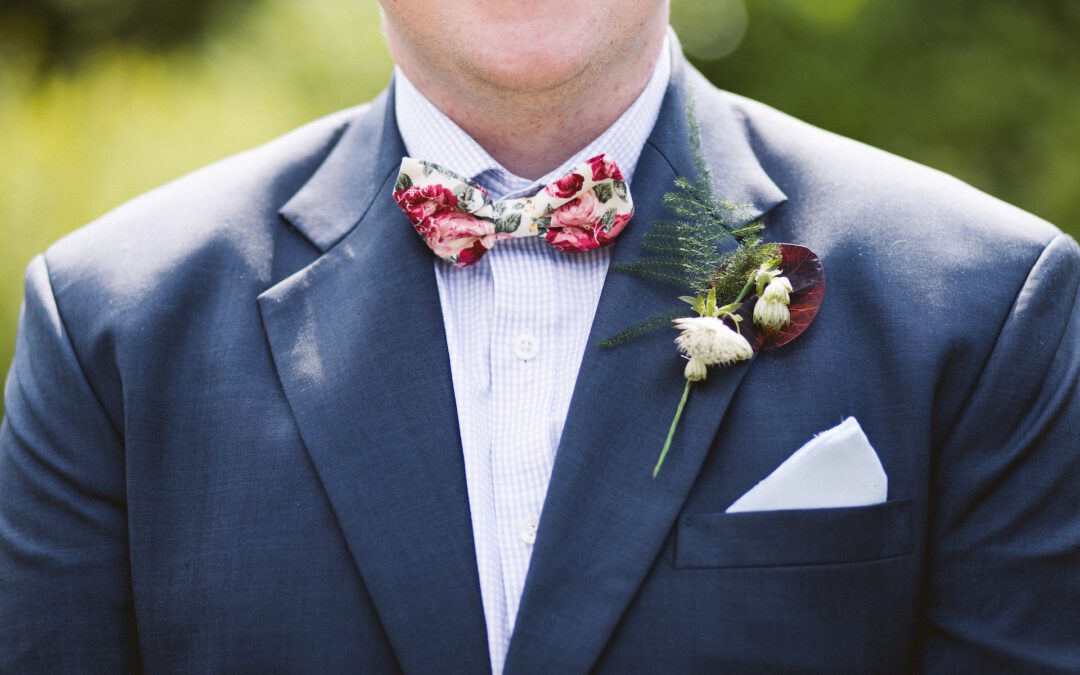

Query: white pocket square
[725,417,887,513]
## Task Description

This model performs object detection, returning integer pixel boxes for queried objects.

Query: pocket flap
[675,498,913,569]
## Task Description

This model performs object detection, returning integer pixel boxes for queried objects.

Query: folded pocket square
[726,417,887,513]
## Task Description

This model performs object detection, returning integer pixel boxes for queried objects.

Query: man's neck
[390,28,668,181]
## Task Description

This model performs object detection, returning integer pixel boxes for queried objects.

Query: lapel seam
[276,115,358,252]
[339,167,400,251]
[726,100,791,212]
[642,137,683,179]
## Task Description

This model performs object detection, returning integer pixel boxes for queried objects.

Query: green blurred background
[1,0,1078,380]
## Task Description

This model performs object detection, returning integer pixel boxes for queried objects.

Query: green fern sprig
[601,96,780,348]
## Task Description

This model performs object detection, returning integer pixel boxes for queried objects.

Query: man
[1,0,1078,672]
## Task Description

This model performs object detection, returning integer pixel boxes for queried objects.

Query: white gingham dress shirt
[394,36,671,675]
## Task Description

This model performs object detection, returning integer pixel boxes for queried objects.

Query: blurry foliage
[0,0,392,372]
[675,0,1080,237]
[0,0,259,71]
[0,0,1078,396]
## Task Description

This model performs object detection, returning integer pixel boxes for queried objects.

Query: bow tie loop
[391,154,634,267]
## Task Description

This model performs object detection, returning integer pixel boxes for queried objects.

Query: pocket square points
[726,417,887,513]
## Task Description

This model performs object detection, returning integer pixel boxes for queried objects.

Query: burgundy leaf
[730,244,825,351]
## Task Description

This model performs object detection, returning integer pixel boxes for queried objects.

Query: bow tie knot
[392,154,634,267]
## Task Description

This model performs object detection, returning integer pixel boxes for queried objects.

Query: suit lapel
[258,87,490,674]
[503,56,787,673]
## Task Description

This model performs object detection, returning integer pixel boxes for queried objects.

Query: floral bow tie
[391,154,634,267]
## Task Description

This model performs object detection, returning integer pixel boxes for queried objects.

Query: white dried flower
[753,276,793,331]
[674,316,753,372]
[684,357,708,382]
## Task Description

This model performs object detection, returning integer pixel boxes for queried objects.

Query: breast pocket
[674,498,913,569]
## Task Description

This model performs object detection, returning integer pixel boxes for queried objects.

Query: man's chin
[458,50,594,96]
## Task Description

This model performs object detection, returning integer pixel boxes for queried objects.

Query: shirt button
[519,516,539,546]
[513,331,539,360]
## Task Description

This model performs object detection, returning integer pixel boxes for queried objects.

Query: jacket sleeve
[922,233,1080,673]
[0,255,139,671]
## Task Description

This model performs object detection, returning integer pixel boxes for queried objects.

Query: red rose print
[455,240,490,267]
[418,210,498,266]
[545,172,585,199]
[544,191,607,253]
[585,154,623,182]
[393,184,458,223]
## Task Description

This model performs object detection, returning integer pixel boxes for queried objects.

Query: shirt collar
[394,33,672,200]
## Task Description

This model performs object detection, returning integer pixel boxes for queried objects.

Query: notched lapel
[258,85,490,675]
[504,52,788,674]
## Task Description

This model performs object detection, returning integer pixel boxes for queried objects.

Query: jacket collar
[278,84,403,253]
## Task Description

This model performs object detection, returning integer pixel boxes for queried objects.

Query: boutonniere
[603,98,825,478]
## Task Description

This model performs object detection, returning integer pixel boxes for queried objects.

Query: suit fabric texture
[2,49,1079,673]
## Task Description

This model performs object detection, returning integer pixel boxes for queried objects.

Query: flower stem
[653,379,693,479]
[733,274,756,305]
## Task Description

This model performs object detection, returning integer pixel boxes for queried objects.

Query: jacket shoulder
[693,79,1073,312]
[716,85,1063,251]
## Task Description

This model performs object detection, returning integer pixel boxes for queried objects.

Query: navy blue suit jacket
[2,50,1079,673]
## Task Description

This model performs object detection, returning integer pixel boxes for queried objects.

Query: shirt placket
[487,236,559,644]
